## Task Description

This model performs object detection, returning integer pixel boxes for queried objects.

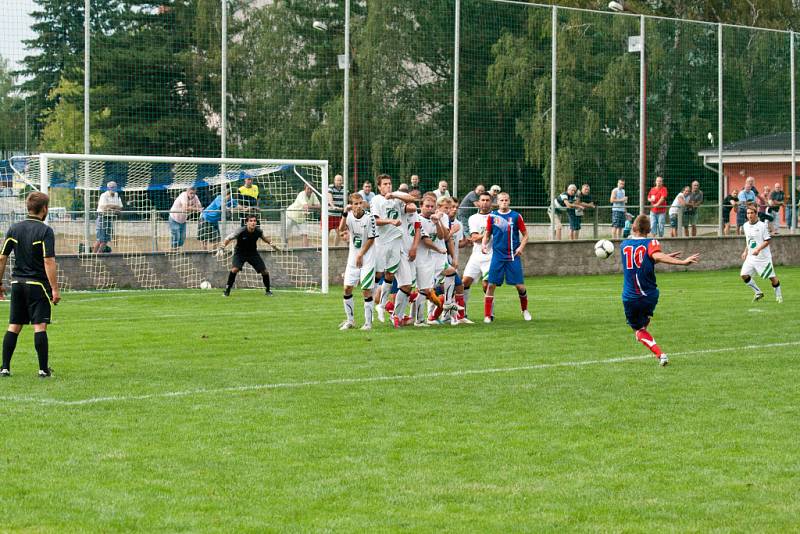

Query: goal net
[9,154,330,293]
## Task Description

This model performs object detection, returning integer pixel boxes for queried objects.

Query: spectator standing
[722,188,738,236]
[769,183,785,234]
[409,175,422,194]
[736,178,757,235]
[328,174,345,247]
[647,176,668,238]
[668,186,689,238]
[238,177,259,213]
[358,180,376,203]
[433,180,451,200]
[286,184,320,248]
[169,187,203,249]
[756,185,773,227]
[610,179,627,239]
[457,184,486,224]
[93,181,123,253]
[574,184,595,240]
[684,180,704,237]
[198,190,238,250]
[549,184,578,241]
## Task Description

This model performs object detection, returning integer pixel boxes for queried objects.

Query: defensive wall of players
[54,235,800,290]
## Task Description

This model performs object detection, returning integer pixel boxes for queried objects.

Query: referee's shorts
[10,280,53,325]
[232,252,267,273]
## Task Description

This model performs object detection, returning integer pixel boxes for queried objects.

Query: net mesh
[9,155,326,291]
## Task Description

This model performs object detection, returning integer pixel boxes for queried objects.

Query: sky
[1,0,37,72]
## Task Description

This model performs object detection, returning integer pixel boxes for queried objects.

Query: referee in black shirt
[220,214,278,297]
[0,192,61,377]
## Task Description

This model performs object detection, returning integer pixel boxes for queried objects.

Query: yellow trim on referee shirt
[1,237,17,255]
[32,240,46,257]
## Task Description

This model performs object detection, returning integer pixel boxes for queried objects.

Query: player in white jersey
[462,191,494,320]
[369,174,415,321]
[390,201,425,328]
[338,194,379,330]
[414,194,446,323]
[740,206,782,303]
[429,197,464,325]
[446,198,471,323]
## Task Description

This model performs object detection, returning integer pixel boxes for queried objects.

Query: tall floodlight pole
[83,0,91,240]
[639,15,646,215]
[221,0,228,223]
[717,24,723,236]
[343,0,351,200]
[549,6,557,240]
[452,0,460,196]
[792,32,797,233]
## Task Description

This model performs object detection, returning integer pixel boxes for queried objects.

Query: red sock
[519,293,528,312]
[456,294,465,319]
[385,301,395,314]
[431,305,443,320]
[484,296,494,318]
[635,328,663,357]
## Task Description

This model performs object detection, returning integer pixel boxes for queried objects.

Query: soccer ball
[594,239,614,259]
[200,280,212,290]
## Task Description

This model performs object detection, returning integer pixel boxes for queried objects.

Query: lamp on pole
[609,2,647,215]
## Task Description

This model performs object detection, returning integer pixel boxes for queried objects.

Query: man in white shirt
[286,184,320,248]
[169,187,203,249]
[338,193,379,331]
[93,181,123,253]
[369,174,414,322]
[740,206,782,303]
[433,180,451,200]
[462,191,494,321]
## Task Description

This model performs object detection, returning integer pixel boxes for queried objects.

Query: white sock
[343,295,354,322]
[444,275,455,306]
[394,289,409,319]
[416,297,426,323]
[364,298,374,326]
[774,284,782,299]
[463,286,470,313]
[380,281,391,308]
[745,278,761,293]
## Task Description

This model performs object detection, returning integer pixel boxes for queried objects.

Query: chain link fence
[1,0,798,242]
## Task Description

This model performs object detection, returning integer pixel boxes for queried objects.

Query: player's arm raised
[652,250,700,266]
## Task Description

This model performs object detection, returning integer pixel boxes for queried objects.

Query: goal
[9,153,330,293]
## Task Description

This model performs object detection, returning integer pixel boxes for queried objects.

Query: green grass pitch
[1,267,798,531]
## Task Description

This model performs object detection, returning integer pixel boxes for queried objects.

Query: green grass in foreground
[0,267,799,532]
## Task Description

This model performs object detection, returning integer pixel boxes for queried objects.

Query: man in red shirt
[647,176,668,237]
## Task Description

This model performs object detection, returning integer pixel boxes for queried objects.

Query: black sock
[34,331,48,371]
[262,271,271,291]
[2,331,18,370]
[226,271,237,288]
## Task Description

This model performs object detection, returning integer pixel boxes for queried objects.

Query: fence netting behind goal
[9,155,328,292]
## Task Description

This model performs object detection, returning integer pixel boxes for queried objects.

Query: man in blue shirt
[198,190,238,250]
[736,178,757,234]
[621,215,700,367]
[480,192,530,323]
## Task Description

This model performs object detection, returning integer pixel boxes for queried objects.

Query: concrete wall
[55,235,800,290]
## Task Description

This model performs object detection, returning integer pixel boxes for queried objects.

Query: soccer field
[1,267,798,531]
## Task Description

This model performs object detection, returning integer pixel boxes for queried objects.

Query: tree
[0,56,27,159]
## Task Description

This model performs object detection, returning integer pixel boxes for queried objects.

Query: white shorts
[463,253,491,282]
[395,254,417,287]
[344,261,377,291]
[375,238,402,274]
[740,255,776,279]
[417,254,448,291]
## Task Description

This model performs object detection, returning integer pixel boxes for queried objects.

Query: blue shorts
[623,293,659,330]
[568,211,581,231]
[611,210,626,228]
[488,257,524,286]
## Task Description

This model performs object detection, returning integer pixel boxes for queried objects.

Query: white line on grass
[2,340,799,407]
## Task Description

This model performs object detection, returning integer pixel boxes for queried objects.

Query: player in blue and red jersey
[621,214,700,366]
[480,192,530,323]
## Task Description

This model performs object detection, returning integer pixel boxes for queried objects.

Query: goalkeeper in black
[221,214,277,297]
[0,192,61,378]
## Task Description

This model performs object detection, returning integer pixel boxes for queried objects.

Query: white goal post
[17,153,331,293]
